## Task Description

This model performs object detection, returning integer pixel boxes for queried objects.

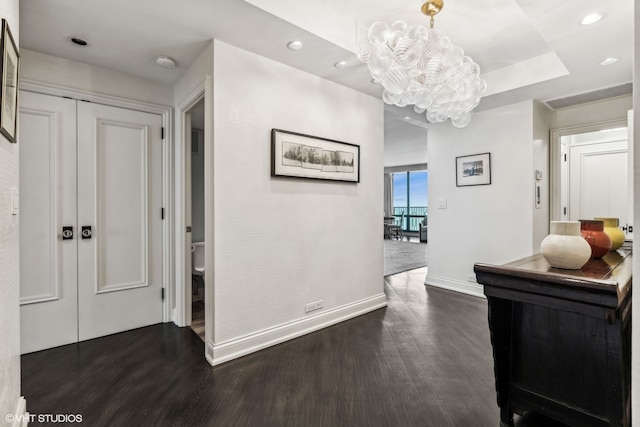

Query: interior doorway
[186,99,206,340]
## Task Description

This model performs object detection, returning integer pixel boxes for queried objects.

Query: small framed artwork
[0,19,19,143]
[456,152,491,187]
[271,129,360,183]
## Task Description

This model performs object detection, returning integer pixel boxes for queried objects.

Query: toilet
[191,242,205,299]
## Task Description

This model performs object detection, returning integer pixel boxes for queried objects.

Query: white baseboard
[424,274,485,299]
[11,397,28,427]
[207,293,388,366]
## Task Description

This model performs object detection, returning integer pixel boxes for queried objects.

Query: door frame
[174,76,214,358]
[20,79,174,324]
[550,118,628,221]
[176,85,202,328]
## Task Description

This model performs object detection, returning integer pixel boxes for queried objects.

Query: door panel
[19,91,78,354]
[77,102,163,341]
[96,120,149,293]
[569,140,628,229]
[580,151,627,219]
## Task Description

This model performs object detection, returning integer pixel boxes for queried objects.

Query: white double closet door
[20,91,163,354]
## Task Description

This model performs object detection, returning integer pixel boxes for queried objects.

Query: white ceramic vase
[540,221,591,270]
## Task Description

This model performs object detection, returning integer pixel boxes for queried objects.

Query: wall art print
[0,19,19,143]
[271,129,360,183]
[456,152,491,187]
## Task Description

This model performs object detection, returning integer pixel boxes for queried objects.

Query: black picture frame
[0,19,19,143]
[271,129,360,183]
[456,152,491,187]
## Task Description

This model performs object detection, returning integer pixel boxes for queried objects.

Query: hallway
[21,268,565,426]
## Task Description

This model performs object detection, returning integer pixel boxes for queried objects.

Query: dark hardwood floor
[21,267,567,427]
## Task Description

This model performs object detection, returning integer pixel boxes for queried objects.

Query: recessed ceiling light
[156,55,177,69]
[287,41,304,51]
[334,60,351,69]
[600,57,618,66]
[69,37,89,47]
[581,12,604,25]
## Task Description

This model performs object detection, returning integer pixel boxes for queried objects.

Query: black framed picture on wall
[456,152,491,187]
[271,128,360,183]
[0,19,19,143]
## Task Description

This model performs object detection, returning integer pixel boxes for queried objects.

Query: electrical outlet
[305,300,323,313]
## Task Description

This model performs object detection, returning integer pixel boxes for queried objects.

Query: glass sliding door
[392,173,407,229]
[392,170,428,232]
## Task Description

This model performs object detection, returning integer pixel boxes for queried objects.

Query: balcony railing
[392,206,427,232]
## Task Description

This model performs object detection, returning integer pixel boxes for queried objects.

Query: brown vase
[579,219,612,259]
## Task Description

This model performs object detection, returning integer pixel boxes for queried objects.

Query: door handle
[61,226,74,240]
[81,226,92,239]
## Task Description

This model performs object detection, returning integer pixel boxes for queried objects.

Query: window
[392,170,428,232]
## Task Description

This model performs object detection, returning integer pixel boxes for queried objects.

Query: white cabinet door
[569,140,628,229]
[19,92,164,352]
[76,102,163,341]
[19,92,78,354]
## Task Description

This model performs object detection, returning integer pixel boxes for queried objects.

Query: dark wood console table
[474,246,631,427]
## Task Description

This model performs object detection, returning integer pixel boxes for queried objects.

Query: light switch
[11,187,18,215]
[438,198,447,209]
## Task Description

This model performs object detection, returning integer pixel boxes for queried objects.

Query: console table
[474,245,631,427]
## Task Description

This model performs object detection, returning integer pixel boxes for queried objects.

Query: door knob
[61,226,74,240]
[81,226,92,239]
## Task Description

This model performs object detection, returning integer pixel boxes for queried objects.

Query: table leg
[487,296,514,427]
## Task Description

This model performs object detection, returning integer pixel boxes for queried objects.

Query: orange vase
[579,219,611,259]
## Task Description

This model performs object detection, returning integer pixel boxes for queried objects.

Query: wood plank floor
[21,267,567,426]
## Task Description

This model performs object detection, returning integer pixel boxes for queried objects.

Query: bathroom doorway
[187,99,206,340]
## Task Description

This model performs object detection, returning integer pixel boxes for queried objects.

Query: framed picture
[456,152,491,187]
[271,129,360,183]
[0,19,19,143]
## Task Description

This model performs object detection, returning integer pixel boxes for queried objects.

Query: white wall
[426,101,550,296]
[20,50,173,106]
[0,2,24,424]
[533,101,551,250]
[173,41,213,105]
[550,95,632,130]
[210,41,386,364]
[631,2,639,422]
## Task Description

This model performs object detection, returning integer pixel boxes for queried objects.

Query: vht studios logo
[6,413,83,423]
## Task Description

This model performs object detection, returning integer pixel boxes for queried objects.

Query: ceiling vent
[545,83,632,110]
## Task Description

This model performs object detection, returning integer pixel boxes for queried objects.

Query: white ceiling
[20,0,634,162]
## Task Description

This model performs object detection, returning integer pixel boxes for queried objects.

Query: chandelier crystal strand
[358,0,486,128]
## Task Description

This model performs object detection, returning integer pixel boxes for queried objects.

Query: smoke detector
[156,56,177,69]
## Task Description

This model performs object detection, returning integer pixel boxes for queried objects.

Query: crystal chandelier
[357,0,487,128]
